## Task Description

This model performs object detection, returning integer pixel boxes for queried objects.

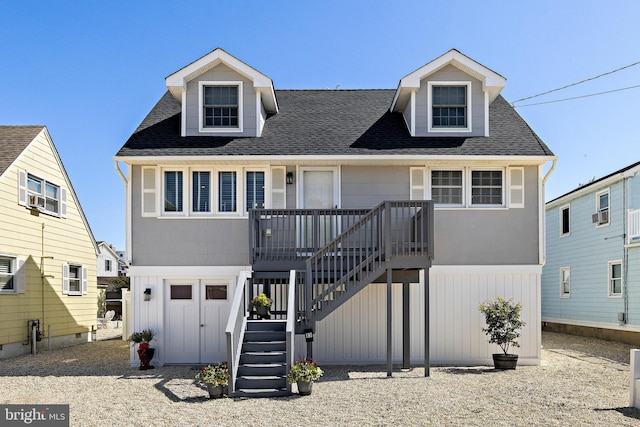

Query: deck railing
[629,209,640,244]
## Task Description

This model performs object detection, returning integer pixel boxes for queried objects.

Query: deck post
[387,267,392,377]
[424,268,430,377]
[403,280,410,369]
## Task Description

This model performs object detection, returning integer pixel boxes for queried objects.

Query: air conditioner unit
[592,210,608,224]
[28,195,45,209]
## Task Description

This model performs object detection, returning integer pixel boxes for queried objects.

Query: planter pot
[206,384,224,399]
[492,353,518,370]
[255,306,270,319]
[297,380,313,396]
[137,343,155,370]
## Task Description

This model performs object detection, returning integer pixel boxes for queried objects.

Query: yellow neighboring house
[0,125,98,359]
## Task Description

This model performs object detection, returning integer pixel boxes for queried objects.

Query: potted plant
[478,296,526,370]
[195,362,230,398]
[130,329,155,370]
[251,293,273,319]
[287,358,323,395]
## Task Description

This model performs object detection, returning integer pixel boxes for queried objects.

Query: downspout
[540,159,557,267]
[113,160,130,269]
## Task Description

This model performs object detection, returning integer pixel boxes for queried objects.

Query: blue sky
[2,1,638,250]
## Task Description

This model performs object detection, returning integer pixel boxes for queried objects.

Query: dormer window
[427,81,472,132]
[198,81,243,133]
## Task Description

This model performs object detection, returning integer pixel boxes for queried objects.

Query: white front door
[164,279,233,364]
[301,169,338,247]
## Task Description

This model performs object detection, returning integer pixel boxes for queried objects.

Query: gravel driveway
[1,330,640,426]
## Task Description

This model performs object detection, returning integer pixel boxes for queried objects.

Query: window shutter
[271,167,286,209]
[60,188,67,217]
[142,167,157,216]
[18,170,27,206]
[62,264,69,295]
[410,167,425,200]
[81,266,88,295]
[16,258,26,294]
[508,167,524,208]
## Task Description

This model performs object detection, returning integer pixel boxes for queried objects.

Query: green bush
[479,297,526,355]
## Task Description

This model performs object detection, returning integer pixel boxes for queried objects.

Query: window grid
[432,86,467,128]
[431,170,463,204]
[27,174,60,214]
[203,86,239,128]
[471,170,503,205]
[68,265,81,294]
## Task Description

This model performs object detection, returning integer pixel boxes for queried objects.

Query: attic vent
[28,195,45,209]
[592,211,609,224]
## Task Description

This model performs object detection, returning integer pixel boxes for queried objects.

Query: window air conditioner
[28,195,45,209]
[591,210,608,224]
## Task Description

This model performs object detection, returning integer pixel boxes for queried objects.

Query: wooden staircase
[234,320,290,397]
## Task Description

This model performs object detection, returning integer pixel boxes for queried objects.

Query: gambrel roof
[116,89,553,159]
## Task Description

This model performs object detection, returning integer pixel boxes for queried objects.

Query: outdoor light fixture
[286,172,294,185]
[304,329,314,342]
[144,288,152,302]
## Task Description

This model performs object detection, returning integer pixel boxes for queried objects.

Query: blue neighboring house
[543,160,640,343]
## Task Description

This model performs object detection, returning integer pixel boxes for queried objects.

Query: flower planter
[255,305,270,319]
[297,380,313,396]
[137,343,155,370]
[492,353,518,370]
[206,384,224,399]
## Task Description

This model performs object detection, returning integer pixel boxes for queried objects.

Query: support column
[424,269,430,377]
[402,281,410,369]
[387,268,392,377]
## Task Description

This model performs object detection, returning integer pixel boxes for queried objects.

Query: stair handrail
[225,270,251,395]
[285,269,297,394]
[304,201,433,323]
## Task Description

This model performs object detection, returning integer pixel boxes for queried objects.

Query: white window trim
[0,254,17,294]
[161,167,188,217]
[595,188,610,228]
[63,263,87,296]
[467,167,505,208]
[608,260,623,298]
[427,81,472,133]
[560,204,570,237]
[560,266,570,298]
[215,168,242,216]
[427,167,465,207]
[21,171,65,217]
[198,81,244,133]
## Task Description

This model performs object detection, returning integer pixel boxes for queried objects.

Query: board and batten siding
[184,63,258,137]
[0,129,97,351]
[312,267,541,365]
[542,179,628,326]
[413,65,485,137]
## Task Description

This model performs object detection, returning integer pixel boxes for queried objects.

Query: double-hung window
[429,82,471,132]
[608,261,622,297]
[199,82,243,132]
[471,170,503,206]
[192,171,211,213]
[27,173,61,215]
[105,260,112,272]
[0,256,15,292]
[218,171,237,213]
[431,170,463,205]
[164,170,184,213]
[560,267,570,297]
[63,263,86,296]
[595,189,609,226]
[246,171,265,211]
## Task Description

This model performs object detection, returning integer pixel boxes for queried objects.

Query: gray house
[114,48,555,396]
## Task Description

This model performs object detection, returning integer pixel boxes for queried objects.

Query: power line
[511,61,640,105]
[513,84,640,107]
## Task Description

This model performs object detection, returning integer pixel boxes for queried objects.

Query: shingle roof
[0,126,44,175]
[116,90,553,158]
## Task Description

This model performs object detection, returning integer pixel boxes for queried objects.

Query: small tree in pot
[478,297,526,370]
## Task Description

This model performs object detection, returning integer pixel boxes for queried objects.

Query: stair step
[246,320,286,332]
[242,341,286,352]
[234,388,290,398]
[236,375,287,389]
[240,351,286,364]
[244,331,286,342]
[238,363,287,376]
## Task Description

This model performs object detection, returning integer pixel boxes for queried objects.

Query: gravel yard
[1,330,640,426]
